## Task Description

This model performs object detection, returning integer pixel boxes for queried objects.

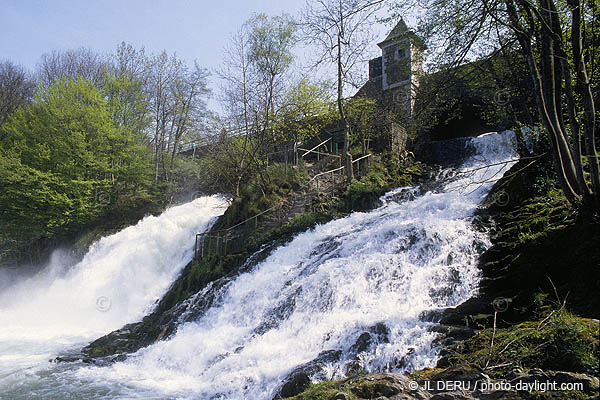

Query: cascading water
[0,196,228,398]
[0,131,517,400]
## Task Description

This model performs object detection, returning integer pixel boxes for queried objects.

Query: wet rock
[349,323,391,355]
[439,297,492,326]
[431,325,475,341]
[276,371,311,399]
[329,393,349,400]
[348,373,429,400]
[420,309,444,323]
[343,360,364,376]
[351,332,373,353]
[111,354,127,363]
[274,350,342,399]
[369,322,391,340]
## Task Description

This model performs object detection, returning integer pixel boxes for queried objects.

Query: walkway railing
[193,153,372,260]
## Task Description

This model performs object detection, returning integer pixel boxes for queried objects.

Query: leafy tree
[215,15,298,196]
[276,79,333,165]
[0,77,152,248]
[248,13,297,129]
[302,0,384,180]
[345,97,378,154]
[393,0,599,209]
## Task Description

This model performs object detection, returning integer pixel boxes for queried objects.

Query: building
[356,18,425,119]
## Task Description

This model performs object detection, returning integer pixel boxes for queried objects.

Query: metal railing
[193,153,372,260]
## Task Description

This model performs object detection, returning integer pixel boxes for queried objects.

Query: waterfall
[0,131,517,400]
[0,196,228,395]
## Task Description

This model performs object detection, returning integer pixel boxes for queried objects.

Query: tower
[376,18,424,117]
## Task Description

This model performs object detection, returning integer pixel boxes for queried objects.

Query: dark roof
[378,18,426,50]
[384,18,409,42]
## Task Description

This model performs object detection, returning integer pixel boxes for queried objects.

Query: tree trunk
[568,0,600,208]
[337,32,353,181]
[508,0,579,202]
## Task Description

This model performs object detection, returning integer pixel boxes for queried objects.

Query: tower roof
[377,18,425,49]
[385,18,409,41]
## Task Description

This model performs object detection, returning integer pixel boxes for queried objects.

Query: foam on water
[0,196,228,395]
[67,131,518,399]
[0,131,518,399]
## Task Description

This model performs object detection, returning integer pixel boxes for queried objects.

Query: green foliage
[248,13,296,78]
[288,380,358,400]
[275,79,333,144]
[0,76,152,256]
[414,53,535,139]
[341,153,425,212]
[217,162,308,229]
[453,309,599,377]
[345,97,379,150]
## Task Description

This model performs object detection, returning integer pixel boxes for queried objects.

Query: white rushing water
[0,196,229,398]
[0,132,517,400]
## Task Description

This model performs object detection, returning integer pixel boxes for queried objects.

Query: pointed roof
[385,18,409,41]
[377,18,425,49]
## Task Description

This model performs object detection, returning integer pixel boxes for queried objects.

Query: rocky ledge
[284,370,599,400]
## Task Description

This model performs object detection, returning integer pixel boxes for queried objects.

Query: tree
[112,44,211,183]
[216,15,298,196]
[0,77,152,246]
[302,0,384,180]
[345,97,378,154]
[395,0,599,209]
[248,13,297,133]
[37,47,110,85]
[0,60,36,127]
[276,79,333,165]
[218,25,258,196]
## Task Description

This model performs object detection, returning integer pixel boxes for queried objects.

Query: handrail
[308,165,345,183]
[301,137,331,157]
[352,153,372,164]
[297,148,341,158]
[194,152,372,258]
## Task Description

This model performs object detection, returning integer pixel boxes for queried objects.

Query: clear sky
[1,0,390,112]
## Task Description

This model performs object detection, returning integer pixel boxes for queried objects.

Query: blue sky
[1,0,390,112]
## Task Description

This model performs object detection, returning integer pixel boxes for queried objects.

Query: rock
[276,372,311,399]
[510,370,600,394]
[420,309,445,323]
[351,332,373,354]
[431,325,475,341]
[273,350,342,399]
[348,373,429,400]
[505,368,524,380]
[343,360,364,376]
[350,323,391,355]
[430,391,475,400]
[111,354,127,363]
[329,393,349,400]
[369,322,391,340]
[439,297,492,326]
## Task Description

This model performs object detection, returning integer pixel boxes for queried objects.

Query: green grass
[446,308,599,378]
